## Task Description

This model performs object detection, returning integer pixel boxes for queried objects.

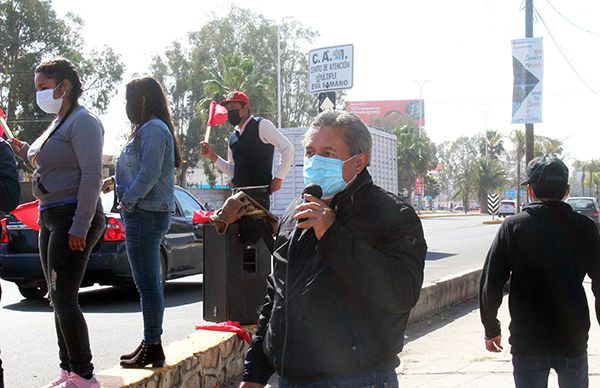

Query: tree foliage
[150,5,319,186]
[0,0,124,143]
[394,119,437,197]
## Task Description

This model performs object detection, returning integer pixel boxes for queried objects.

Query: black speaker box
[203,221,271,324]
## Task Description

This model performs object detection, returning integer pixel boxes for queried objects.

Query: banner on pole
[511,37,543,124]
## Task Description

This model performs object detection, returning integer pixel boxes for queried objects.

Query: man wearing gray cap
[480,155,600,388]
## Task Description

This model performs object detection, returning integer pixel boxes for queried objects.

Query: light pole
[414,80,431,137]
[481,109,491,159]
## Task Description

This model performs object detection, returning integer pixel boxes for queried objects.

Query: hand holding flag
[204,101,228,143]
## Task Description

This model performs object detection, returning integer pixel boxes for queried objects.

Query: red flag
[11,200,40,231]
[207,101,228,126]
[192,209,214,225]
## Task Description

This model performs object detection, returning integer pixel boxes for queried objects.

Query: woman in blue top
[102,77,181,368]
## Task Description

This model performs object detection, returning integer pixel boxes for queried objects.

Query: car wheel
[18,284,48,299]
[159,252,167,291]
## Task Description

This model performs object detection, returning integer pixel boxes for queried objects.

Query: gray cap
[521,155,569,186]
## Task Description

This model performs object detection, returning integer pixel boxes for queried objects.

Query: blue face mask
[303,155,356,198]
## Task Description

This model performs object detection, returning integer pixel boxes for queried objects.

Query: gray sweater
[17,105,104,238]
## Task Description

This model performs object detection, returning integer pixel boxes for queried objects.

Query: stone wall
[97,330,248,388]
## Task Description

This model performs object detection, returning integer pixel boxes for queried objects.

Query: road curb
[409,267,482,323]
[96,270,483,387]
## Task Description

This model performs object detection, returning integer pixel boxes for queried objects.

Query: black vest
[229,117,274,188]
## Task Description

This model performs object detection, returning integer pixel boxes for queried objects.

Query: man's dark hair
[530,181,568,200]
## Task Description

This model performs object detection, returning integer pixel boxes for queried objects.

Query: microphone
[298,184,322,225]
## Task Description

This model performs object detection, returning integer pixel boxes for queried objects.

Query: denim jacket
[116,117,175,212]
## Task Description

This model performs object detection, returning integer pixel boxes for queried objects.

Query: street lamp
[481,109,491,159]
[413,80,431,137]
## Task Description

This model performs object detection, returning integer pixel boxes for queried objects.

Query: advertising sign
[511,37,544,124]
[414,176,425,196]
[346,100,424,126]
[308,44,353,94]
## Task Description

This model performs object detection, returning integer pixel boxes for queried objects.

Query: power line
[534,7,600,96]
[543,0,600,35]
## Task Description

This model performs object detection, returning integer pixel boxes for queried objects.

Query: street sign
[308,44,353,94]
[487,194,499,215]
[414,176,425,196]
[318,92,336,113]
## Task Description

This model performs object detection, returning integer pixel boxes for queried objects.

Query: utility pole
[525,0,534,166]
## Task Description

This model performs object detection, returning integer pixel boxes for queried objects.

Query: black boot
[120,343,165,368]
[120,341,144,360]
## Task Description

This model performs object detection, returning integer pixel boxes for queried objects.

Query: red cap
[219,90,249,106]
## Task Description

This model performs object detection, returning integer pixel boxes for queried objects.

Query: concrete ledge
[97,330,249,388]
[97,269,482,387]
[409,267,482,323]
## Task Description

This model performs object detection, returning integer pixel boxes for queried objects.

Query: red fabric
[0,109,5,119]
[0,109,5,138]
[207,101,228,126]
[192,209,214,225]
[195,320,251,344]
[11,200,40,231]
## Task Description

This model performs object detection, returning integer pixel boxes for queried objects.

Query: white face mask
[36,84,64,114]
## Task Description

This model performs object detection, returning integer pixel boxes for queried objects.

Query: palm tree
[479,130,505,160]
[573,160,587,197]
[475,158,508,214]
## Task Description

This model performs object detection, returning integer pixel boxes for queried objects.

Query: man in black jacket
[0,137,20,388]
[240,111,427,387]
[480,155,600,388]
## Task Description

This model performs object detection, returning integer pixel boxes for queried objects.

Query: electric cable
[534,7,600,96]
[543,0,600,36]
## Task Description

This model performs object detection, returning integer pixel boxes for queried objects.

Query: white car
[498,200,517,217]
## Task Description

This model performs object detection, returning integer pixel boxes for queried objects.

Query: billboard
[346,100,424,126]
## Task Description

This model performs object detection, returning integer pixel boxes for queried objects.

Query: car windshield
[501,201,515,206]
[567,199,595,210]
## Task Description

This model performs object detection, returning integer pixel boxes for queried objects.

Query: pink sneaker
[56,373,100,388]
[40,369,70,388]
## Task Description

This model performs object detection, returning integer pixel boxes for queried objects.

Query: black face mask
[227,109,242,126]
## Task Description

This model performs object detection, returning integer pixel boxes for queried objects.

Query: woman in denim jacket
[102,77,181,368]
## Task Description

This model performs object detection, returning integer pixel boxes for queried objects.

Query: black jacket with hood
[243,169,427,384]
[480,201,600,356]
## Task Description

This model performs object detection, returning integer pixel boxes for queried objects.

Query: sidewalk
[399,280,600,387]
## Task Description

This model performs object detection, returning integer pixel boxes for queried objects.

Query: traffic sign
[308,44,354,94]
[318,92,336,112]
[487,194,499,215]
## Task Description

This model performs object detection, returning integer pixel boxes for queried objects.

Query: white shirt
[214,115,294,181]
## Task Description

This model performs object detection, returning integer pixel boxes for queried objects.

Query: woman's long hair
[125,77,182,168]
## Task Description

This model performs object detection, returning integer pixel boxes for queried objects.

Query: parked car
[498,200,517,217]
[565,197,600,229]
[0,186,206,299]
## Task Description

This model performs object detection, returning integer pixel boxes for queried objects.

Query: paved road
[0,214,500,387]
[422,215,500,282]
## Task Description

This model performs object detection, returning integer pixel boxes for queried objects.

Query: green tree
[475,157,507,214]
[150,5,319,187]
[0,0,124,142]
[394,120,437,200]
[478,129,505,160]
[424,174,440,199]
[440,137,478,213]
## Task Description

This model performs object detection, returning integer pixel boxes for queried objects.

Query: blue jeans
[279,369,399,388]
[513,353,589,388]
[122,209,170,343]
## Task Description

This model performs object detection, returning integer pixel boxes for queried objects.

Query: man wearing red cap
[200,90,293,209]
